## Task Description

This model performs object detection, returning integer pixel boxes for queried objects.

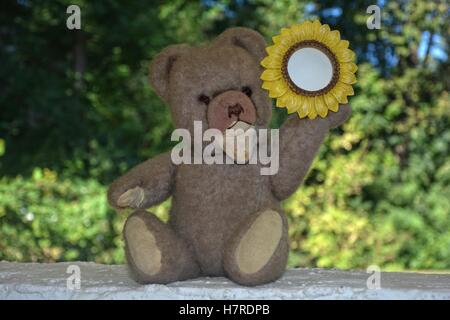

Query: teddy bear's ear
[214,27,267,62]
[149,44,189,101]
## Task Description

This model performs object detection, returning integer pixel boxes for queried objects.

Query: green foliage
[0,168,124,263]
[1,0,449,270]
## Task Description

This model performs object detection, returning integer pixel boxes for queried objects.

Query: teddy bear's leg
[224,209,289,286]
[123,210,200,284]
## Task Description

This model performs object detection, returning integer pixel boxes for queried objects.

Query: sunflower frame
[261,20,357,119]
[281,40,340,97]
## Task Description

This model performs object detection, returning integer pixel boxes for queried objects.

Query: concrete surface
[0,261,449,299]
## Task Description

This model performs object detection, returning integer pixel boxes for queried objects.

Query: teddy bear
[107,27,351,286]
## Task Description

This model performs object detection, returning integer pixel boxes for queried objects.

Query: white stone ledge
[1,261,449,300]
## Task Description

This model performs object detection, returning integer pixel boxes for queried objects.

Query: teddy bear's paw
[124,215,162,277]
[235,210,282,274]
[123,211,201,284]
[224,209,289,286]
[117,186,145,208]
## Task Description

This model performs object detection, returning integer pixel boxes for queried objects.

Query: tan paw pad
[125,216,162,276]
[235,210,282,275]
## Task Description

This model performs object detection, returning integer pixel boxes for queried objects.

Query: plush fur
[108,27,351,286]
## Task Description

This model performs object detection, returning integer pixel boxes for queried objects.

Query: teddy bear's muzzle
[207,90,257,133]
[206,90,258,163]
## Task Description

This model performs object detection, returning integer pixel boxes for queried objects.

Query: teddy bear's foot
[224,209,289,286]
[123,210,200,284]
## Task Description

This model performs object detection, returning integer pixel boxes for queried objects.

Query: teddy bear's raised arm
[107,152,175,210]
[270,104,351,200]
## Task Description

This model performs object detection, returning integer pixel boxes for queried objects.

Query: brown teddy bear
[108,27,351,286]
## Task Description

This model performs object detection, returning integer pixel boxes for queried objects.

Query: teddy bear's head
[149,28,272,134]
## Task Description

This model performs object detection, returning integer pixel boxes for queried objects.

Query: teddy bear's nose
[228,103,244,118]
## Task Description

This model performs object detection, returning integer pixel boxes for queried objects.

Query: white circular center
[287,47,333,91]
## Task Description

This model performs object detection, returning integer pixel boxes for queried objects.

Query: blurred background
[1,0,449,271]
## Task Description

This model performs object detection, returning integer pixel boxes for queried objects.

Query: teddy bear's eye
[242,86,252,97]
[198,94,211,105]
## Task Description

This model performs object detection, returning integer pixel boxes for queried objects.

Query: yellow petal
[283,92,301,113]
[323,30,341,49]
[296,96,309,117]
[262,80,289,98]
[314,95,329,118]
[308,109,318,120]
[331,82,354,104]
[335,40,350,51]
[272,28,294,47]
[337,48,355,62]
[311,20,322,39]
[301,20,315,39]
[339,71,357,84]
[275,100,285,108]
[261,55,282,69]
[265,44,288,58]
[340,62,358,74]
[315,23,331,42]
[280,27,290,34]
[324,92,339,112]
[260,68,282,81]
[276,94,287,108]
[305,96,317,119]
[276,91,295,111]
[331,90,348,104]
[272,35,281,44]
[290,24,306,42]
[291,22,310,42]
[340,81,355,95]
